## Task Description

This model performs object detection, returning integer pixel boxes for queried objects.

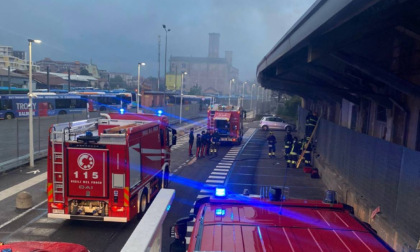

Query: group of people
[267,110,318,167]
[188,128,220,158]
[283,131,313,168]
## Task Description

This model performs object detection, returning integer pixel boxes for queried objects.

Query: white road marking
[209,175,226,179]
[214,168,229,172]
[206,179,224,184]
[216,165,230,168]
[0,172,47,201]
[0,200,47,229]
[211,172,228,175]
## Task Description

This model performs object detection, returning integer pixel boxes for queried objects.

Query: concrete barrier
[121,189,175,252]
[16,191,33,209]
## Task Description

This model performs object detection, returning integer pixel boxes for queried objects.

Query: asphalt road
[0,117,327,252]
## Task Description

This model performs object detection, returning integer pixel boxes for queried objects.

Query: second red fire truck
[47,112,176,222]
[207,104,245,144]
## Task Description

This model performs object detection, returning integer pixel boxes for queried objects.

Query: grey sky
[0,0,315,81]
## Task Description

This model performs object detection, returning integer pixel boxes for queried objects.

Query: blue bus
[0,94,87,119]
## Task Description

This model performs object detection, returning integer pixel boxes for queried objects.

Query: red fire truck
[170,188,394,252]
[207,104,245,144]
[47,112,176,222]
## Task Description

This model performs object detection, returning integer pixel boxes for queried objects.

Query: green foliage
[109,75,126,89]
[188,84,202,95]
[277,95,301,120]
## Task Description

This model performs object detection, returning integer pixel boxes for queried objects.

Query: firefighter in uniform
[196,133,202,158]
[305,111,318,140]
[284,130,293,167]
[188,128,194,156]
[267,132,277,158]
[200,131,207,157]
[205,130,211,156]
[290,137,299,168]
[303,138,313,166]
[210,129,220,155]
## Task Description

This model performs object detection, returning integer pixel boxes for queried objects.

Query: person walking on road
[188,128,194,156]
[284,130,293,167]
[196,133,202,158]
[267,131,277,158]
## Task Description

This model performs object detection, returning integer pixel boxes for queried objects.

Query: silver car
[259,116,295,131]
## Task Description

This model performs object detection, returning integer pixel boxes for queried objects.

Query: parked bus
[71,92,133,111]
[0,93,87,119]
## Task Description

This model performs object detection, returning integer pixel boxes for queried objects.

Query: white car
[259,116,295,131]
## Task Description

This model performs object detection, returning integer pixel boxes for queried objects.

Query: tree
[188,84,202,95]
[109,75,126,90]
[80,68,90,76]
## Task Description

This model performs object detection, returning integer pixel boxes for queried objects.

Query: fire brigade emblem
[77,153,95,170]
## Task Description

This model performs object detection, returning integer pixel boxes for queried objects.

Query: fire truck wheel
[139,192,148,217]
[163,169,169,188]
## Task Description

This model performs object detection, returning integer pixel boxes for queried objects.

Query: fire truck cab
[207,104,246,144]
[47,112,176,222]
[170,188,394,252]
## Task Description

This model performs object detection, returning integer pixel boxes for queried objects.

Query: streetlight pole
[180,71,187,124]
[162,24,171,107]
[137,62,146,114]
[228,78,234,106]
[251,83,255,112]
[242,81,247,108]
[28,39,41,168]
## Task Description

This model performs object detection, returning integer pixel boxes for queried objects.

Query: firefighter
[196,133,202,158]
[305,111,318,140]
[290,137,299,168]
[303,138,313,166]
[267,131,277,158]
[284,130,293,167]
[188,128,194,156]
[210,129,220,155]
[200,131,207,157]
[205,130,211,156]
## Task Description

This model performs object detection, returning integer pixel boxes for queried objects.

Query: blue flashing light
[119,108,125,114]
[166,204,171,211]
[215,187,226,197]
[215,208,225,216]
[157,109,163,116]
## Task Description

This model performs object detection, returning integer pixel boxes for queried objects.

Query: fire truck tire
[163,168,169,188]
[139,192,148,218]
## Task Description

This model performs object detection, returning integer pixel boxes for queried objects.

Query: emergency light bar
[215,208,226,216]
[119,108,125,114]
[157,109,163,116]
[215,187,226,197]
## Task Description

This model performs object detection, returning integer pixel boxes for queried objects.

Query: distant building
[0,45,39,71]
[168,33,239,95]
[36,58,87,74]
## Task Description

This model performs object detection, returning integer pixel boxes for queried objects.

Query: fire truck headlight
[215,208,226,216]
[215,187,226,197]
[119,108,125,114]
